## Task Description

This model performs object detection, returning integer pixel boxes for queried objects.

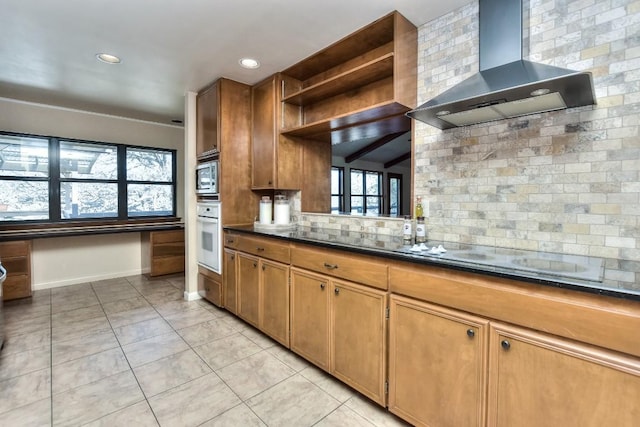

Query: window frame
[350,168,383,215]
[0,131,177,224]
[387,172,403,216]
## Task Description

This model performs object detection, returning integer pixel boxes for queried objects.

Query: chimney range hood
[407,0,596,130]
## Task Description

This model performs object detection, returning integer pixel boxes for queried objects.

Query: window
[388,173,402,216]
[331,167,344,213]
[0,132,176,222]
[350,169,382,215]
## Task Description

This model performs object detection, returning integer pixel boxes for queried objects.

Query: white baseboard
[184,290,202,301]
[33,268,144,290]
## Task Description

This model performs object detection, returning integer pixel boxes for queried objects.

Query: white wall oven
[196,160,218,196]
[196,201,221,274]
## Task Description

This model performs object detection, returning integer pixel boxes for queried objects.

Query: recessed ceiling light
[96,53,121,64]
[239,58,260,69]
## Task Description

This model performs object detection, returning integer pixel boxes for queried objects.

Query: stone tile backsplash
[412,0,639,286]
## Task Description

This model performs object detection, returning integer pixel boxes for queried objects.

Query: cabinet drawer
[151,230,184,244]
[1,256,29,276]
[151,256,184,277]
[236,235,290,264]
[291,244,388,290]
[223,232,240,249]
[152,241,185,258]
[0,240,30,257]
[198,271,222,307]
[3,274,31,300]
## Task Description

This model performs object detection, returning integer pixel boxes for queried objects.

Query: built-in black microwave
[196,160,218,196]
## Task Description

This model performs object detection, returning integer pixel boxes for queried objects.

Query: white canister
[273,195,290,225]
[259,196,272,224]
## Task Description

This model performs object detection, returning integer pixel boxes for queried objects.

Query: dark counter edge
[224,225,640,303]
[0,219,184,241]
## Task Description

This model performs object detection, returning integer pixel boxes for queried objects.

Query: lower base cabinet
[198,267,222,307]
[236,251,290,346]
[290,267,388,406]
[223,248,237,314]
[488,322,640,427]
[388,295,489,427]
[0,240,32,300]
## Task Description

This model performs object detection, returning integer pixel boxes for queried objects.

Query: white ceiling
[1,0,470,125]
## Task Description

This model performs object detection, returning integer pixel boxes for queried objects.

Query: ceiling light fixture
[239,58,260,69]
[96,53,121,64]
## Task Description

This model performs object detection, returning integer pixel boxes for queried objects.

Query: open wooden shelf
[282,54,394,106]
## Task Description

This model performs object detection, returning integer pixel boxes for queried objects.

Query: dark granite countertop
[225,224,640,302]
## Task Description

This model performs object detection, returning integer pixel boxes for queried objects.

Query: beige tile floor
[0,274,410,427]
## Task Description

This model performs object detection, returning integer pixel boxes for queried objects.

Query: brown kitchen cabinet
[259,259,290,346]
[290,242,389,406]
[331,278,388,406]
[146,230,184,277]
[388,295,489,427]
[232,232,291,346]
[198,266,222,307]
[223,248,237,314]
[196,81,219,158]
[0,240,32,300]
[290,268,331,371]
[237,252,260,328]
[279,11,416,144]
[251,73,302,190]
[488,322,640,427]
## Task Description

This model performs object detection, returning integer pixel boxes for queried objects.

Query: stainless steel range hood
[407,0,596,130]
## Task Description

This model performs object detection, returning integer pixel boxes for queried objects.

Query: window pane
[127,148,173,182]
[331,168,342,194]
[365,171,381,195]
[60,141,117,179]
[331,196,341,213]
[390,177,400,216]
[0,135,49,177]
[60,182,118,219]
[351,170,363,194]
[0,180,49,221]
[366,196,381,215]
[350,196,363,214]
[128,184,173,216]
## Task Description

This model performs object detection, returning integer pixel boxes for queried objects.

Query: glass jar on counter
[402,215,413,244]
[416,216,426,243]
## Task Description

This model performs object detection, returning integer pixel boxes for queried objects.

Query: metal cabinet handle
[226,239,235,244]
[467,329,475,338]
[323,263,338,270]
[230,254,235,260]
[253,262,257,268]
[334,288,340,295]
[320,283,326,290]
[501,340,511,350]
[256,247,265,252]
[262,264,266,271]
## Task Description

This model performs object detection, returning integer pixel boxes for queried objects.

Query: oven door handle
[197,216,219,224]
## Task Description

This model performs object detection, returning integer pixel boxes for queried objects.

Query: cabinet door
[388,295,489,427]
[260,260,289,347]
[290,268,330,371]
[237,253,260,327]
[331,279,387,406]
[488,323,640,427]
[251,75,276,188]
[223,249,237,314]
[196,82,219,157]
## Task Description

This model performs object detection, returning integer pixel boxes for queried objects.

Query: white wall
[0,97,185,289]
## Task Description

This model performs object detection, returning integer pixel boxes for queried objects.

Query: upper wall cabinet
[196,82,219,158]
[251,73,303,190]
[279,11,416,144]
